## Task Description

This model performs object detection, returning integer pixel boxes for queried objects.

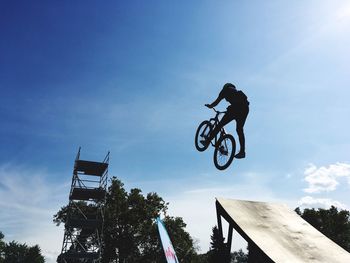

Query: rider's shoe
[235,151,246,159]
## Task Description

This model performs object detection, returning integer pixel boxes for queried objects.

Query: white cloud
[303,162,350,193]
[298,196,347,210]
[0,164,68,263]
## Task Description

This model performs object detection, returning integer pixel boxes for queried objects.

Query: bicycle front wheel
[213,134,236,170]
[195,120,212,152]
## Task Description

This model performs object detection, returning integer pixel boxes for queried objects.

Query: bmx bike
[195,107,236,170]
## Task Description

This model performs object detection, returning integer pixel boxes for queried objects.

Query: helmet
[223,83,236,90]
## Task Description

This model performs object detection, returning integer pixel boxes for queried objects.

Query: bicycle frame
[195,106,235,170]
[208,107,227,147]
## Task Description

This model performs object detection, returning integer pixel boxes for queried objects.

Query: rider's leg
[235,123,245,157]
[235,107,249,158]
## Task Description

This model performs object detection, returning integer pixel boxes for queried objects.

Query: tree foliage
[54,177,200,262]
[232,249,248,263]
[295,206,350,252]
[0,232,5,262]
[0,232,44,263]
[208,226,228,263]
[205,226,248,263]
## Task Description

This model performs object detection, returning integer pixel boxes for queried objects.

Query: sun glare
[336,4,350,20]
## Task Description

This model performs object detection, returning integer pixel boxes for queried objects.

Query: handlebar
[206,105,226,114]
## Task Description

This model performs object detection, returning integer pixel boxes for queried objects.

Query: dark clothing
[226,104,249,128]
[208,87,249,153]
[211,86,249,109]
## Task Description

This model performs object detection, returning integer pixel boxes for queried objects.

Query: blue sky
[1,1,350,262]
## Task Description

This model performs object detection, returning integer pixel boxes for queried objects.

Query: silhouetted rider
[203,83,249,159]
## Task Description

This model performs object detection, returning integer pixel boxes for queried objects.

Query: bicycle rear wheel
[213,134,236,170]
[195,120,213,152]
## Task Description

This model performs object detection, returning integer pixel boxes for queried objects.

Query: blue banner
[157,217,179,263]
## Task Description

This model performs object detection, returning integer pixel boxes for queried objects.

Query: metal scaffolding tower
[59,148,109,263]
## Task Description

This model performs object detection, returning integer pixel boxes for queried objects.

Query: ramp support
[216,199,273,263]
[216,200,234,263]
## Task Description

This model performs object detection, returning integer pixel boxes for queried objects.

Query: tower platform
[74,160,108,176]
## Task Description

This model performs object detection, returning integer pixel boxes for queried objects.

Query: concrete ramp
[216,198,350,263]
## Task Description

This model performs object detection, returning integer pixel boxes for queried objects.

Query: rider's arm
[207,91,224,108]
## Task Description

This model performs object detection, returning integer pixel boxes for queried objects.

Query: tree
[196,252,210,263]
[295,206,350,252]
[25,245,45,263]
[103,178,200,262]
[202,226,248,263]
[2,241,28,263]
[0,233,44,263]
[0,232,4,263]
[102,178,168,262]
[232,249,248,263]
[161,216,199,262]
[54,177,200,262]
[207,226,230,263]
